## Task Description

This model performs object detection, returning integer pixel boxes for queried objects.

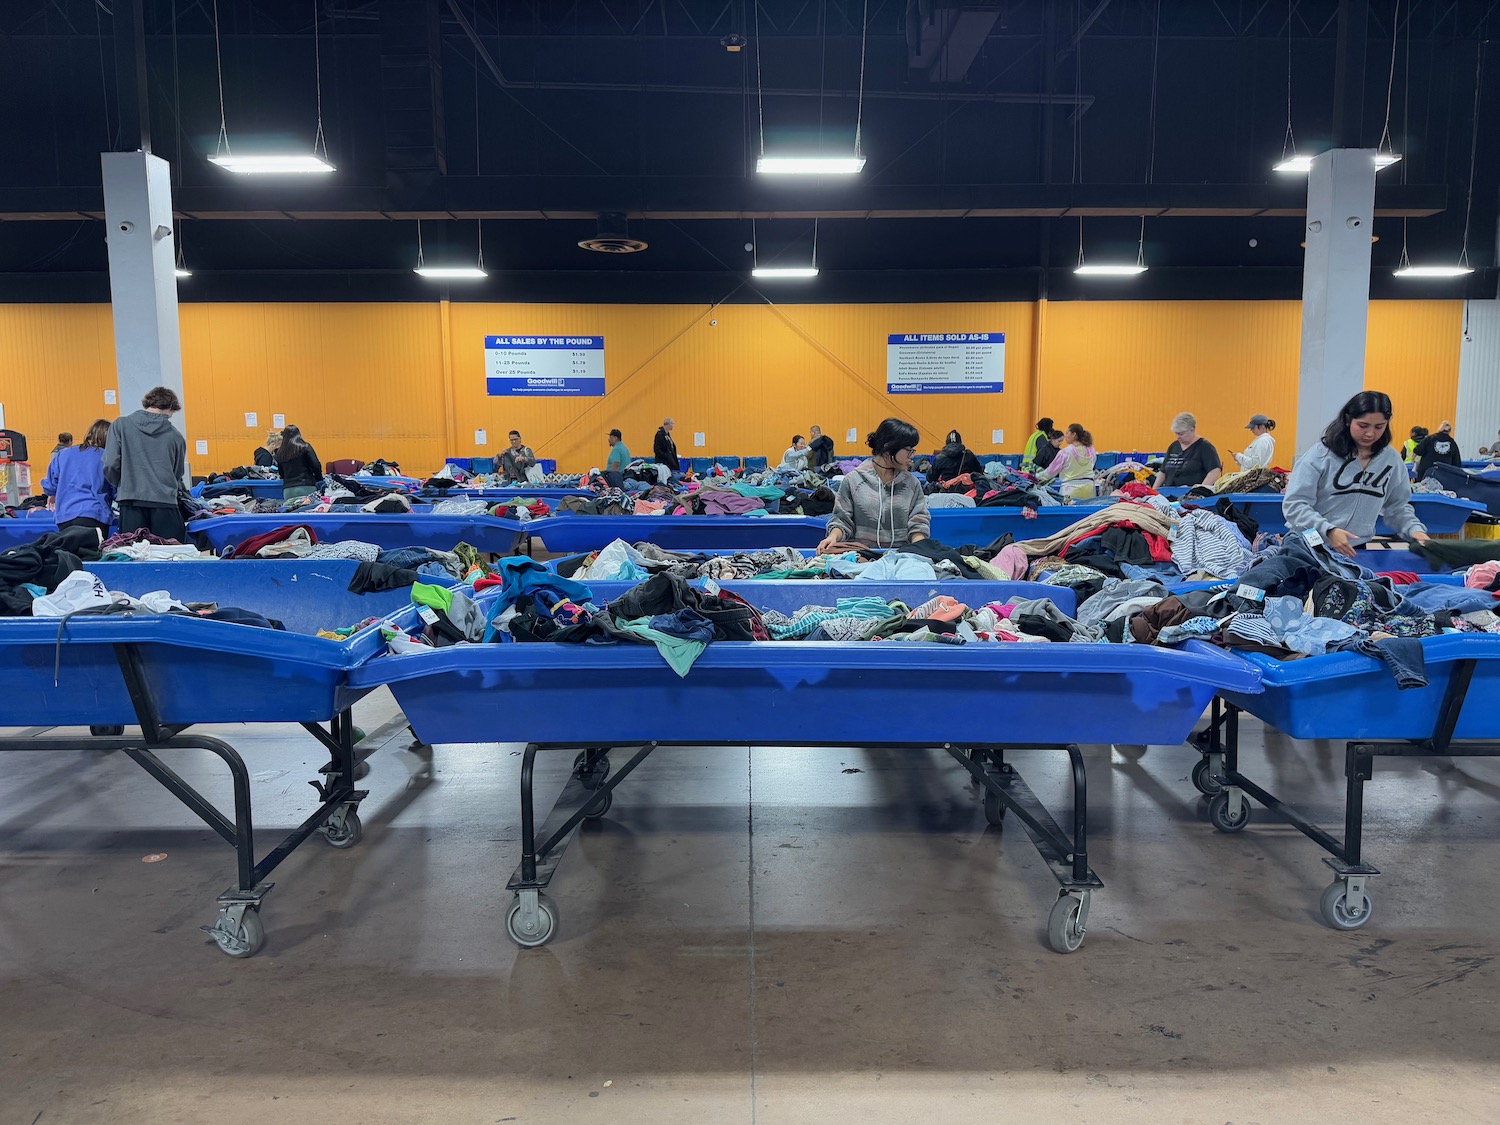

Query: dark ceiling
[0,0,1496,303]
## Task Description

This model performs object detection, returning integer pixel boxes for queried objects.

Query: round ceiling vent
[578,212,648,254]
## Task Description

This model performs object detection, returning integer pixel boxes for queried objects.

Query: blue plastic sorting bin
[714,457,742,471]
[691,457,714,474]
[198,478,284,500]
[352,583,1260,951]
[187,512,528,555]
[472,457,496,474]
[539,459,557,474]
[1093,453,1119,470]
[928,504,1108,545]
[0,512,59,549]
[1159,492,1481,536]
[0,558,412,957]
[445,457,474,472]
[1429,463,1500,517]
[744,456,768,472]
[527,514,829,553]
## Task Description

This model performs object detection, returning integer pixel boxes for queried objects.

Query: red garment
[1377,571,1421,586]
[227,524,319,559]
[1118,482,1158,499]
[472,572,506,592]
[1144,532,1173,562]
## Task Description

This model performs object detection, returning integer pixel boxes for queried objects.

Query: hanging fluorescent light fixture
[175,266,193,279]
[413,219,488,280]
[756,155,865,175]
[207,0,336,174]
[751,1,869,176]
[174,222,192,278]
[1075,217,1148,277]
[1273,152,1399,174]
[1392,43,1482,280]
[749,218,820,279]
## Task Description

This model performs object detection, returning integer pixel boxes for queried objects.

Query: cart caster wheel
[982,786,1007,827]
[322,808,363,849]
[207,908,265,959]
[1191,728,1215,751]
[506,893,559,948]
[582,789,612,820]
[1319,881,1374,930]
[574,751,611,788]
[1191,757,1223,797]
[89,725,125,737]
[352,726,367,744]
[1047,892,1089,954]
[1208,790,1251,833]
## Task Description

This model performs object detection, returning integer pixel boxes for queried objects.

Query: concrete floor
[2,691,1499,1124]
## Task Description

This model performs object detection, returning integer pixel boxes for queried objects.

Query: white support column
[101,150,188,479]
[1296,149,1377,455]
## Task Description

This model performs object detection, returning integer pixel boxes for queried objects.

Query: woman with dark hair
[275,424,323,501]
[42,418,114,536]
[1036,423,1098,499]
[1234,415,1277,470]
[1022,417,1054,471]
[817,418,930,553]
[931,429,982,481]
[1284,390,1429,558]
[1402,425,1428,463]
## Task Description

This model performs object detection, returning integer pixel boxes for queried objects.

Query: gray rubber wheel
[1192,757,1224,797]
[582,789,612,820]
[982,786,1007,827]
[1208,790,1251,833]
[1319,881,1374,930]
[322,809,363,849]
[1047,894,1088,954]
[211,909,265,959]
[505,893,559,948]
[89,725,125,737]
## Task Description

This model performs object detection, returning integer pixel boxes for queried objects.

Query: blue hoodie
[42,445,116,525]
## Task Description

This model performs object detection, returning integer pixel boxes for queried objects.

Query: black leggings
[118,503,187,543]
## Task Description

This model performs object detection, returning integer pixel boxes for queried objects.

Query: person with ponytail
[1234,414,1277,470]
[817,418,930,553]
[1035,423,1098,500]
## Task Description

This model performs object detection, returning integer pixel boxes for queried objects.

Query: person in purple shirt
[42,418,115,537]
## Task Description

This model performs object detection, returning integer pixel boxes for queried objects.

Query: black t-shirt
[1159,438,1222,487]
[1414,433,1462,480]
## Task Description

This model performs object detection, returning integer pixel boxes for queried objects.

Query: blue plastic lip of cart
[185,512,527,552]
[1220,633,1500,741]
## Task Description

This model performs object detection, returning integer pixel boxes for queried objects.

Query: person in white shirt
[1234,414,1277,470]
[780,434,811,472]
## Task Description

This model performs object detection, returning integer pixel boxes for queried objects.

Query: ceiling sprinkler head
[721,33,748,52]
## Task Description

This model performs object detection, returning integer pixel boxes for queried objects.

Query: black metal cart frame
[0,642,368,957]
[500,740,1103,954]
[1190,661,1500,929]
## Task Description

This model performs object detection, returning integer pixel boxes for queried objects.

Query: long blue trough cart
[0,513,60,549]
[187,512,528,555]
[927,504,1108,545]
[1186,633,1500,931]
[1429,462,1500,517]
[526,514,829,553]
[1156,492,1481,536]
[0,558,431,958]
[431,487,594,503]
[194,478,284,500]
[351,582,1261,954]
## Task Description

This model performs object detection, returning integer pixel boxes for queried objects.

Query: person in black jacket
[1414,421,1462,481]
[931,429,982,481]
[275,425,323,500]
[808,424,835,471]
[653,417,682,471]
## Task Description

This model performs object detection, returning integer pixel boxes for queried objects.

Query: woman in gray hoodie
[818,418,930,552]
[1283,390,1431,558]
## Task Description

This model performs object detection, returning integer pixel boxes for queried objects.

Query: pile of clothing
[564,538,1021,583]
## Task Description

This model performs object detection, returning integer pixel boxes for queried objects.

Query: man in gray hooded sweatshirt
[103,385,188,541]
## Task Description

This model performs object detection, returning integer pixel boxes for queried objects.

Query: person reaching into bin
[817,418,930,553]
[42,418,114,539]
[1283,390,1430,559]
[275,424,323,501]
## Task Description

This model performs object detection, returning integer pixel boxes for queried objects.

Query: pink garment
[909,595,966,622]
[1466,560,1500,590]
[995,544,1030,580]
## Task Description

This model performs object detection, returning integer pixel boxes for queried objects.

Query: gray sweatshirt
[102,409,187,506]
[828,460,931,547]
[1283,442,1425,544]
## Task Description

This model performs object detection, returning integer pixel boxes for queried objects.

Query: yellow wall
[0,299,1462,478]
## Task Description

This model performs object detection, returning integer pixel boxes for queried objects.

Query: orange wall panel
[0,299,1466,480]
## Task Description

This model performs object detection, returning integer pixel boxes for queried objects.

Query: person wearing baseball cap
[1234,414,1277,471]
